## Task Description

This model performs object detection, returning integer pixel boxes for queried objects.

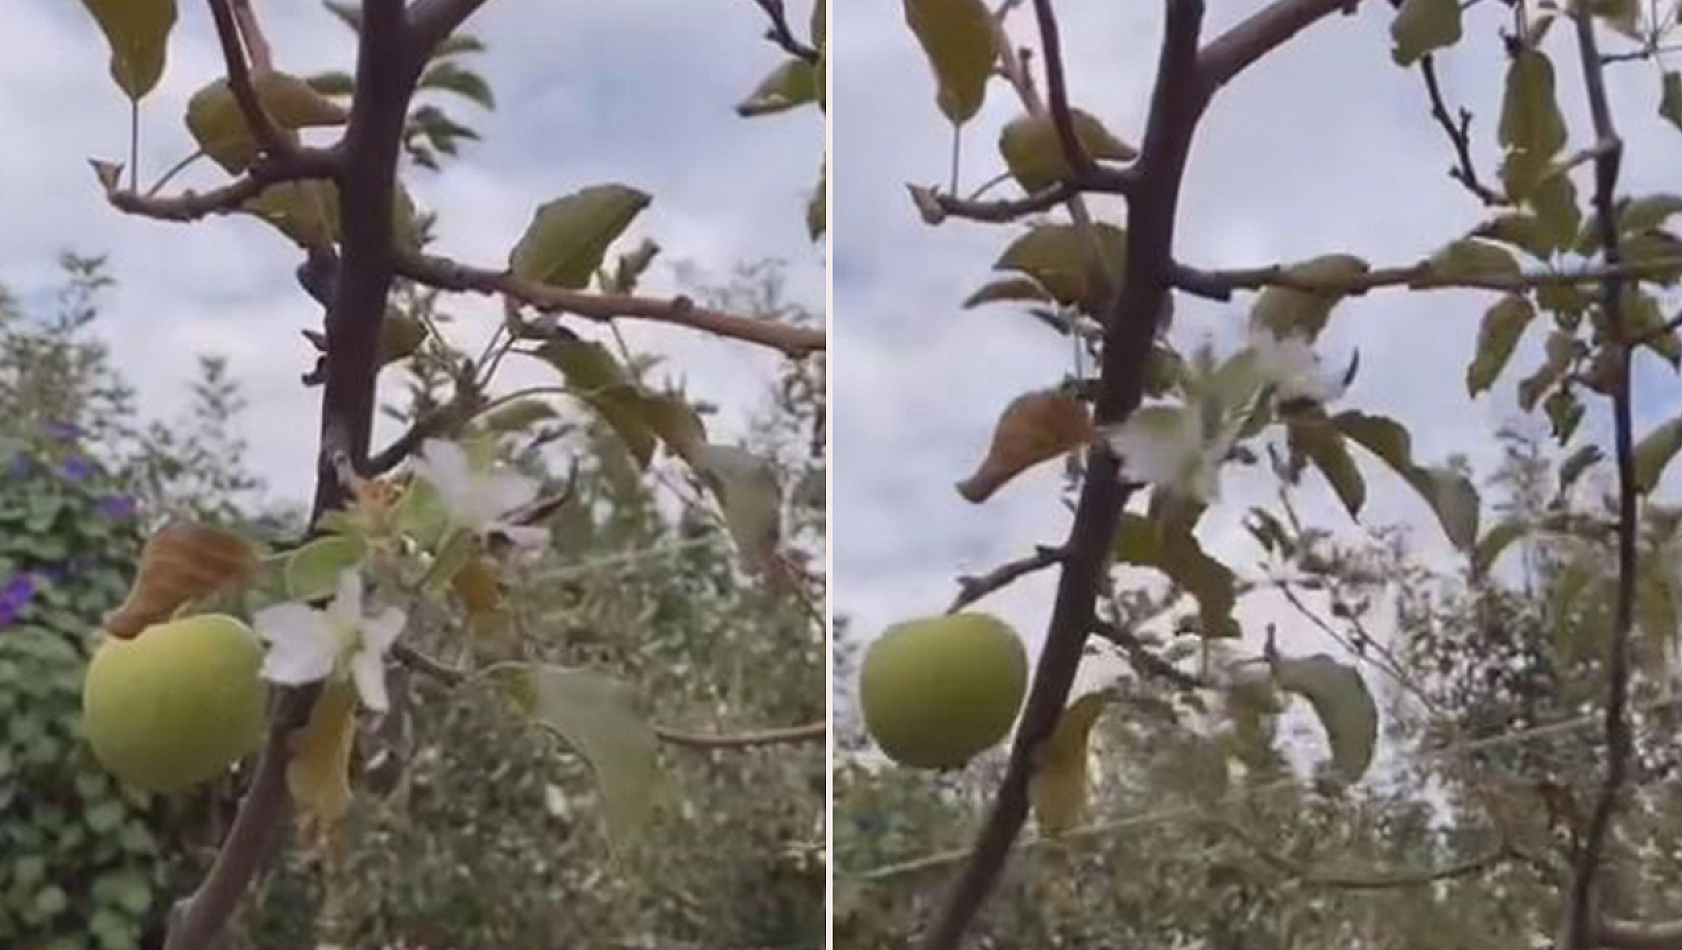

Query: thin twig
[396,251,826,357]
[1090,618,1202,689]
[1418,54,1507,206]
[655,721,826,748]
[909,182,1080,224]
[1565,6,1637,947]
[107,153,336,220]
[229,0,274,73]
[206,0,296,163]
[745,0,820,62]
[1212,816,1511,890]
[1029,0,1093,180]
[947,545,1066,613]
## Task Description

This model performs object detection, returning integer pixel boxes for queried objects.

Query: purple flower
[97,494,136,520]
[60,457,92,482]
[42,420,81,444]
[0,573,37,628]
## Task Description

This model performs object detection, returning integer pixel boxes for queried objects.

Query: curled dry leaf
[957,390,1095,503]
[105,520,259,639]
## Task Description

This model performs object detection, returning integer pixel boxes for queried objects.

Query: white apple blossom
[253,570,406,712]
[411,439,548,548]
[1247,325,1346,404]
[1102,405,1235,503]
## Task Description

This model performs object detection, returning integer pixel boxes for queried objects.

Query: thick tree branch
[916,3,1361,947]
[947,545,1065,613]
[1171,256,1682,300]
[395,251,825,357]
[1566,7,1636,947]
[166,2,422,946]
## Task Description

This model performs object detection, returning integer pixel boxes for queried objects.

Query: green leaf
[241,180,340,249]
[501,663,661,848]
[903,0,996,124]
[811,0,826,48]
[695,443,783,571]
[534,338,704,467]
[418,60,495,109]
[1334,411,1480,550]
[1628,288,1682,364]
[1662,71,1682,133]
[285,535,368,601]
[1558,445,1603,496]
[1390,0,1462,65]
[736,58,817,116]
[997,109,1136,192]
[1472,212,1558,259]
[1473,519,1528,577]
[1588,0,1642,37]
[1113,511,1240,638]
[993,222,1126,308]
[1499,49,1568,200]
[1249,254,1370,343]
[1287,419,1366,518]
[305,70,356,97]
[1543,386,1583,442]
[1272,654,1378,783]
[510,184,651,289]
[76,0,177,99]
[963,276,1050,308]
[1530,169,1582,248]
[1619,194,1682,233]
[1518,330,1580,410]
[1428,238,1521,280]
[378,311,428,367]
[1467,294,1536,396]
[480,398,558,433]
[185,72,351,173]
[1634,415,1682,494]
[1622,230,1682,288]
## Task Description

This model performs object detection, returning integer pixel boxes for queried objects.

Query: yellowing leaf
[998,109,1136,193]
[696,443,783,571]
[1466,294,1536,396]
[1390,0,1462,65]
[105,521,259,638]
[185,72,350,173]
[1272,654,1377,783]
[535,337,705,467]
[286,678,358,831]
[957,390,1095,503]
[1635,415,1682,495]
[283,535,368,602]
[736,58,817,116]
[509,184,651,289]
[452,551,504,623]
[1249,254,1369,343]
[501,664,662,848]
[903,0,996,124]
[76,0,177,100]
[994,223,1127,309]
[1028,692,1109,836]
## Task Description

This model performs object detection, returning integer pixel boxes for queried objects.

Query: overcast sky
[831,0,1682,742]
[1,0,825,509]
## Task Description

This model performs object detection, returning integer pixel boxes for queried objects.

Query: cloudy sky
[832,0,1682,728]
[1,0,825,508]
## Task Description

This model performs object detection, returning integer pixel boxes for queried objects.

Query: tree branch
[395,251,825,358]
[1600,918,1682,950]
[1091,618,1203,690]
[654,721,826,748]
[745,0,820,62]
[1214,817,1510,890]
[1566,7,1636,947]
[406,0,496,60]
[947,545,1065,613]
[105,152,337,221]
[165,2,422,945]
[909,181,1081,224]
[1029,0,1093,180]
[1170,255,1682,301]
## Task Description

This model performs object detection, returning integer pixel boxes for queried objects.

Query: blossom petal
[256,620,336,684]
[253,602,325,646]
[415,440,474,507]
[327,570,364,628]
[348,648,390,713]
[362,606,406,654]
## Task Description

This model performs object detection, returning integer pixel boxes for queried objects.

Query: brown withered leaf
[957,390,1095,503]
[105,520,259,638]
[287,678,359,833]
